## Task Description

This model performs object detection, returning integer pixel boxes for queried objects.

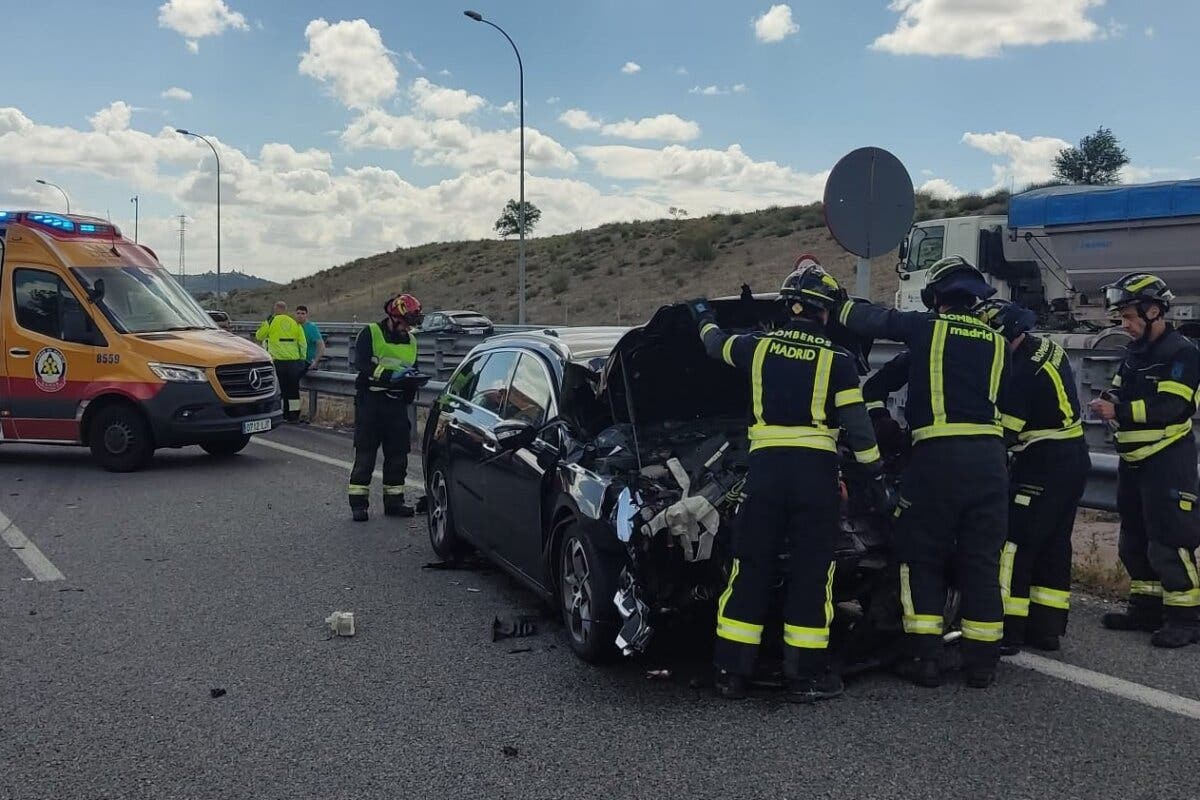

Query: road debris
[325,611,356,636]
[210,688,227,699]
[466,588,481,593]
[501,746,519,758]
[645,669,672,681]
[507,647,533,655]
[492,615,537,642]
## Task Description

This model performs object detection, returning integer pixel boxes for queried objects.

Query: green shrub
[549,269,570,295]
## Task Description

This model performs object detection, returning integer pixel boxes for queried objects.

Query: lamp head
[464,10,483,21]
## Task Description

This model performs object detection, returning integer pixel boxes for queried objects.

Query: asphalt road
[2,425,1198,800]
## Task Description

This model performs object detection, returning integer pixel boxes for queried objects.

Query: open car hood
[597,296,874,428]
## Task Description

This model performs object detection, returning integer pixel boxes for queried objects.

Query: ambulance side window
[12,269,103,345]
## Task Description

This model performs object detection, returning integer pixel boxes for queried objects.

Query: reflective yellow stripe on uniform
[1041,360,1076,428]
[382,485,406,496]
[1116,420,1193,462]
[716,560,764,645]
[1130,580,1163,597]
[783,624,830,649]
[988,328,1005,403]
[929,321,949,426]
[747,425,838,452]
[960,619,1004,642]
[1030,586,1071,610]
[999,542,1028,616]
[1158,381,1195,401]
[722,337,736,367]
[750,339,771,428]
[810,349,833,425]
[835,388,863,408]
[348,484,370,496]
[1163,589,1200,607]
[1131,399,1147,424]
[838,301,853,326]
[911,422,1003,443]
[900,563,944,635]
[1016,422,1084,446]
[1001,414,1027,433]
[865,401,885,411]
[854,445,881,464]
[1182,548,1200,588]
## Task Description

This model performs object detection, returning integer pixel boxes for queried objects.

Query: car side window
[446,354,487,400]
[503,353,554,426]
[12,268,101,345]
[428,314,445,329]
[469,350,518,415]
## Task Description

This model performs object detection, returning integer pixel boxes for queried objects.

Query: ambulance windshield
[72,265,217,334]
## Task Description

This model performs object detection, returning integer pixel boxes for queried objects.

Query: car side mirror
[897,239,908,262]
[494,419,538,451]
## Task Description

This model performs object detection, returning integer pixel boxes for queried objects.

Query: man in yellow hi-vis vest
[256,301,307,423]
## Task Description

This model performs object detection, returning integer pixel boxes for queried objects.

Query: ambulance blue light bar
[28,213,76,232]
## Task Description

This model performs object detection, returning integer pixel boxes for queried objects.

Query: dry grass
[224,192,1010,326]
[1071,510,1129,598]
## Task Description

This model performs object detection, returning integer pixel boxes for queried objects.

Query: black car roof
[476,326,628,366]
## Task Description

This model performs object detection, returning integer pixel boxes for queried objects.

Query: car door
[480,351,558,581]
[447,349,518,542]
[5,267,107,441]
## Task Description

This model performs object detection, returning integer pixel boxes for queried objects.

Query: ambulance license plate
[242,419,272,434]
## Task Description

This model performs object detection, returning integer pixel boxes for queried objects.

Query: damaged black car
[422,297,926,668]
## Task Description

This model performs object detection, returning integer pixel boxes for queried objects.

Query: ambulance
[0,211,280,471]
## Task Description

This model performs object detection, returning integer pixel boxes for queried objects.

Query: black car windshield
[72,266,216,333]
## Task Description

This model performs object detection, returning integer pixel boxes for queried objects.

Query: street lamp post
[175,129,222,301]
[35,179,70,214]
[464,10,526,324]
[130,195,139,243]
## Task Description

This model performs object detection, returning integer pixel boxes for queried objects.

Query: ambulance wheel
[200,434,252,457]
[89,404,154,472]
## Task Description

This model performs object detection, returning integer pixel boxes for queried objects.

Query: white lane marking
[0,509,65,582]
[1010,651,1200,722]
[250,437,424,493]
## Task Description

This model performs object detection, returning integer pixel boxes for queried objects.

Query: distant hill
[176,270,276,298]
[223,191,1011,326]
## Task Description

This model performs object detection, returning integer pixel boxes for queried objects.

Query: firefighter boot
[349,493,369,522]
[964,665,998,689]
[786,672,845,704]
[1102,596,1162,632]
[714,670,748,700]
[383,493,415,518]
[1151,609,1200,649]
[893,657,942,689]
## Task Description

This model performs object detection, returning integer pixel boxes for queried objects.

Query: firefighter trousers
[1117,435,1200,623]
[1001,439,1090,642]
[714,448,840,679]
[893,437,1009,669]
[275,359,305,422]
[348,393,412,511]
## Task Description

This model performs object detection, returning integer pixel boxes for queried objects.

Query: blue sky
[2,0,1197,281]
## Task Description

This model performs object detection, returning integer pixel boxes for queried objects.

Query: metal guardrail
[243,321,1133,512]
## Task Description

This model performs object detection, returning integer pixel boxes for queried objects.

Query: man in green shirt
[295,305,326,372]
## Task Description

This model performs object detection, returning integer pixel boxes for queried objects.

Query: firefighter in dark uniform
[975,299,1090,653]
[834,256,1009,688]
[347,293,428,522]
[689,260,883,703]
[1089,273,1200,648]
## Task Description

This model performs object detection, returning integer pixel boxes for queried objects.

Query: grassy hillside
[223,191,1009,326]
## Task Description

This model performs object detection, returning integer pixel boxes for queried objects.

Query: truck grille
[216,362,277,398]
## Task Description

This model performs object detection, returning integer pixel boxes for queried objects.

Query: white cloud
[259,143,334,172]
[1144,26,1155,38]
[621,61,642,74]
[600,114,701,142]
[1106,19,1126,39]
[497,101,518,115]
[299,18,398,110]
[409,77,485,118]
[161,87,193,102]
[753,4,799,43]
[690,85,727,96]
[90,101,134,133]
[918,178,963,199]
[404,51,425,71]
[873,0,1105,58]
[962,130,1071,192]
[438,68,452,76]
[559,108,602,131]
[1119,165,1189,183]
[674,66,688,75]
[546,96,561,105]
[157,0,248,52]
[341,110,578,173]
[732,84,748,93]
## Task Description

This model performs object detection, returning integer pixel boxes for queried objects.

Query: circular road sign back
[823,147,915,258]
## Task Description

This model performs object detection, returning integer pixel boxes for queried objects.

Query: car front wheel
[559,523,619,663]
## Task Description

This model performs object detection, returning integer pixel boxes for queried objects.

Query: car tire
[427,464,471,561]
[89,404,154,472]
[558,522,620,663]
[199,434,252,457]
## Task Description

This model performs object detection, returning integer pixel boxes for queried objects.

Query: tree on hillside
[494,199,542,238]
[1054,127,1129,185]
